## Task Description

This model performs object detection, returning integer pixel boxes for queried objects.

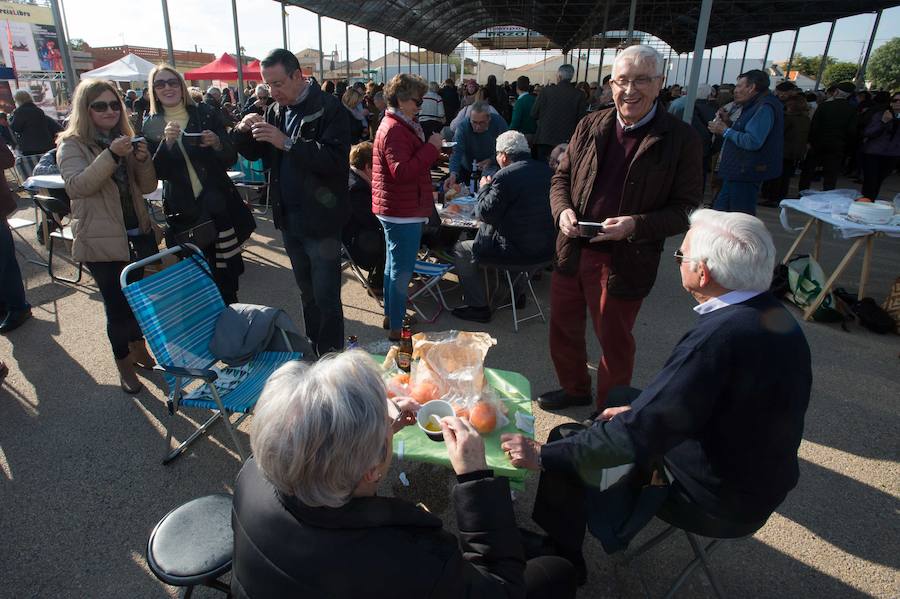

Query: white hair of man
[255,84,269,97]
[687,208,776,292]
[495,130,530,156]
[206,85,221,95]
[13,89,33,106]
[250,351,390,508]
[557,64,575,82]
[470,100,491,115]
[614,44,664,77]
[696,83,713,100]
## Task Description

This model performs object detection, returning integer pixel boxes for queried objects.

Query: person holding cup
[57,79,158,393]
[231,350,576,599]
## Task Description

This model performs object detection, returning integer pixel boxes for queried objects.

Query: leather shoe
[537,388,592,410]
[0,307,32,334]
[452,305,492,323]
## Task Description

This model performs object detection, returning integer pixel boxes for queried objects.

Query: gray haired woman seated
[231,350,576,598]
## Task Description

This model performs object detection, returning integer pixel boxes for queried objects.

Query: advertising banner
[0,1,61,73]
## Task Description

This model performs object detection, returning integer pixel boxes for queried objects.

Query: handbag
[165,219,217,250]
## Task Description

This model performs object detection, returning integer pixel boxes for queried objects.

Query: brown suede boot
[128,339,156,370]
[115,356,143,394]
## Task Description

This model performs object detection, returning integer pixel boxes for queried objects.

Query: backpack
[833,288,897,334]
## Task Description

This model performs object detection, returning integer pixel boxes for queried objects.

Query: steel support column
[576,48,582,81]
[384,35,388,83]
[720,43,729,84]
[367,30,371,77]
[663,47,672,86]
[761,33,773,72]
[785,29,800,79]
[597,1,610,85]
[318,15,324,81]
[814,21,836,92]
[682,0,713,125]
[856,10,882,89]
[160,0,176,67]
[281,2,288,49]
[627,0,637,45]
[230,0,245,103]
[585,46,592,82]
[48,0,76,95]
[738,39,748,76]
[345,22,350,82]
[704,48,713,82]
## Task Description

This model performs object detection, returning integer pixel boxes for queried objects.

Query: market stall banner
[0,1,61,73]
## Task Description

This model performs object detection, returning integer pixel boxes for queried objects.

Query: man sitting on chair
[452,131,556,323]
[342,141,385,296]
[501,209,812,584]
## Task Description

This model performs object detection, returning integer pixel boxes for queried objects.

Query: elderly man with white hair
[231,351,578,598]
[452,130,556,322]
[538,44,702,412]
[503,209,812,585]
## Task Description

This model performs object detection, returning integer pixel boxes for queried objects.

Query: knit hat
[836,81,856,94]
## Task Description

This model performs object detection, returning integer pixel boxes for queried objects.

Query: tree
[68,38,87,51]
[791,53,835,78]
[866,37,900,90]
[822,61,858,86]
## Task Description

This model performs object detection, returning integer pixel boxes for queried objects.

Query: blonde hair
[147,64,196,115]
[57,79,134,144]
[341,87,363,111]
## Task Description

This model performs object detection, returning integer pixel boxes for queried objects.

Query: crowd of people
[7,38,898,596]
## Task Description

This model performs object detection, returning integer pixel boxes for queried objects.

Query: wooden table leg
[858,235,875,300]
[803,237,866,321]
[813,220,822,261]
[782,217,815,265]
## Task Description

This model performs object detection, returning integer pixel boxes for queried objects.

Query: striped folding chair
[407,259,455,323]
[121,245,301,464]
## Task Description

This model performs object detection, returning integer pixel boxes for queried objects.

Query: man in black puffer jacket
[10,90,61,156]
[452,130,556,323]
[232,48,350,355]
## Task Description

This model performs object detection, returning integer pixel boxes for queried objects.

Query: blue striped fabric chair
[121,246,301,464]
[408,259,455,323]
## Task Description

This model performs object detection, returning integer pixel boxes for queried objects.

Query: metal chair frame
[341,243,383,307]
[7,215,47,267]
[31,194,82,283]
[484,262,550,332]
[408,259,455,323]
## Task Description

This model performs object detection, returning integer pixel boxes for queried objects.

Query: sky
[60,0,900,71]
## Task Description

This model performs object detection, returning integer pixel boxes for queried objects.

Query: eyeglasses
[611,76,660,90]
[152,78,181,90]
[673,249,698,266]
[89,101,122,113]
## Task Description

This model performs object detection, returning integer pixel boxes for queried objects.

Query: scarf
[95,132,138,231]
[163,103,203,198]
[387,107,425,142]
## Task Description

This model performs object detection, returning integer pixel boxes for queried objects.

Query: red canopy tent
[183,53,262,81]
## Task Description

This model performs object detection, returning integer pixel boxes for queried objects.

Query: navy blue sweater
[542,292,812,523]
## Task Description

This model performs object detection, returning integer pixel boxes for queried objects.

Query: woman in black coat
[231,351,576,599]
[143,65,255,303]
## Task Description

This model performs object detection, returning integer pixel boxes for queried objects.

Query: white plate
[441,141,457,148]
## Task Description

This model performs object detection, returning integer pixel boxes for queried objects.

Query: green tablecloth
[391,366,534,488]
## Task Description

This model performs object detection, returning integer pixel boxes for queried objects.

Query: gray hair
[14,89,33,106]
[614,44,664,77]
[687,209,776,292]
[696,83,713,100]
[206,85,221,95]
[250,351,390,508]
[470,100,490,115]
[557,64,575,82]
[495,130,530,156]
[255,84,269,97]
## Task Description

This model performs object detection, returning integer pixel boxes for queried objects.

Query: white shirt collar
[617,102,657,132]
[518,91,528,98]
[693,290,764,315]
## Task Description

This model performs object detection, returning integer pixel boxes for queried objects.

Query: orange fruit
[454,405,469,419]
[391,373,410,386]
[856,197,874,203]
[469,401,497,434]
[411,381,440,404]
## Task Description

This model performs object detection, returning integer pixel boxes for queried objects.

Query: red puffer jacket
[372,111,439,218]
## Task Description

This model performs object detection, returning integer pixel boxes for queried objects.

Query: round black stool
[147,493,233,598]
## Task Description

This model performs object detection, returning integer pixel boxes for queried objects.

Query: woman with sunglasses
[57,79,158,394]
[372,74,443,340]
[142,65,255,304]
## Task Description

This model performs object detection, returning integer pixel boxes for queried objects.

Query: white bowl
[416,400,454,442]
[847,201,894,225]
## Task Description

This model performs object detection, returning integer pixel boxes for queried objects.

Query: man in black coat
[233,48,350,355]
[452,131,556,323]
[502,209,811,585]
[9,90,61,156]
[439,78,461,126]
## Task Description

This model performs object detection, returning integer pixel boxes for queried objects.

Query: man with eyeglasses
[537,44,702,414]
[232,48,351,356]
[446,101,507,189]
[502,209,811,584]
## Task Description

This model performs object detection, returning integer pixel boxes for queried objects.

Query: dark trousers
[713,180,762,215]
[861,153,898,200]
[282,230,344,355]
[532,387,641,566]
[85,261,144,359]
[534,144,554,162]
[799,146,844,191]
[0,220,28,315]
[421,120,443,138]
[549,251,643,409]
[525,556,577,599]
[761,159,798,204]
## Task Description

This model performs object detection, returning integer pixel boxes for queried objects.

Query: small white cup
[416,400,454,442]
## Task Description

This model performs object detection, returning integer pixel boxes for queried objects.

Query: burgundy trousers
[549,251,643,409]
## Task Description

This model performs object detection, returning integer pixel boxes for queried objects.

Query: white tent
[80,53,156,82]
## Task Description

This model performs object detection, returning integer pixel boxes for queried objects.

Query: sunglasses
[153,78,181,90]
[413,97,423,107]
[89,101,121,113]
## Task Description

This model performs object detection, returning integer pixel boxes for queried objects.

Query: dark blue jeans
[0,220,28,315]
[282,230,344,355]
[714,180,761,215]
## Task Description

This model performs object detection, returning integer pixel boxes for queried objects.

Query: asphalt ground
[1,174,898,598]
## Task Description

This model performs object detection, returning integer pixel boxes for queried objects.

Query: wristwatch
[283,137,294,151]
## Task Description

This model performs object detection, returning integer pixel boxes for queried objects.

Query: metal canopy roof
[283,1,899,54]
